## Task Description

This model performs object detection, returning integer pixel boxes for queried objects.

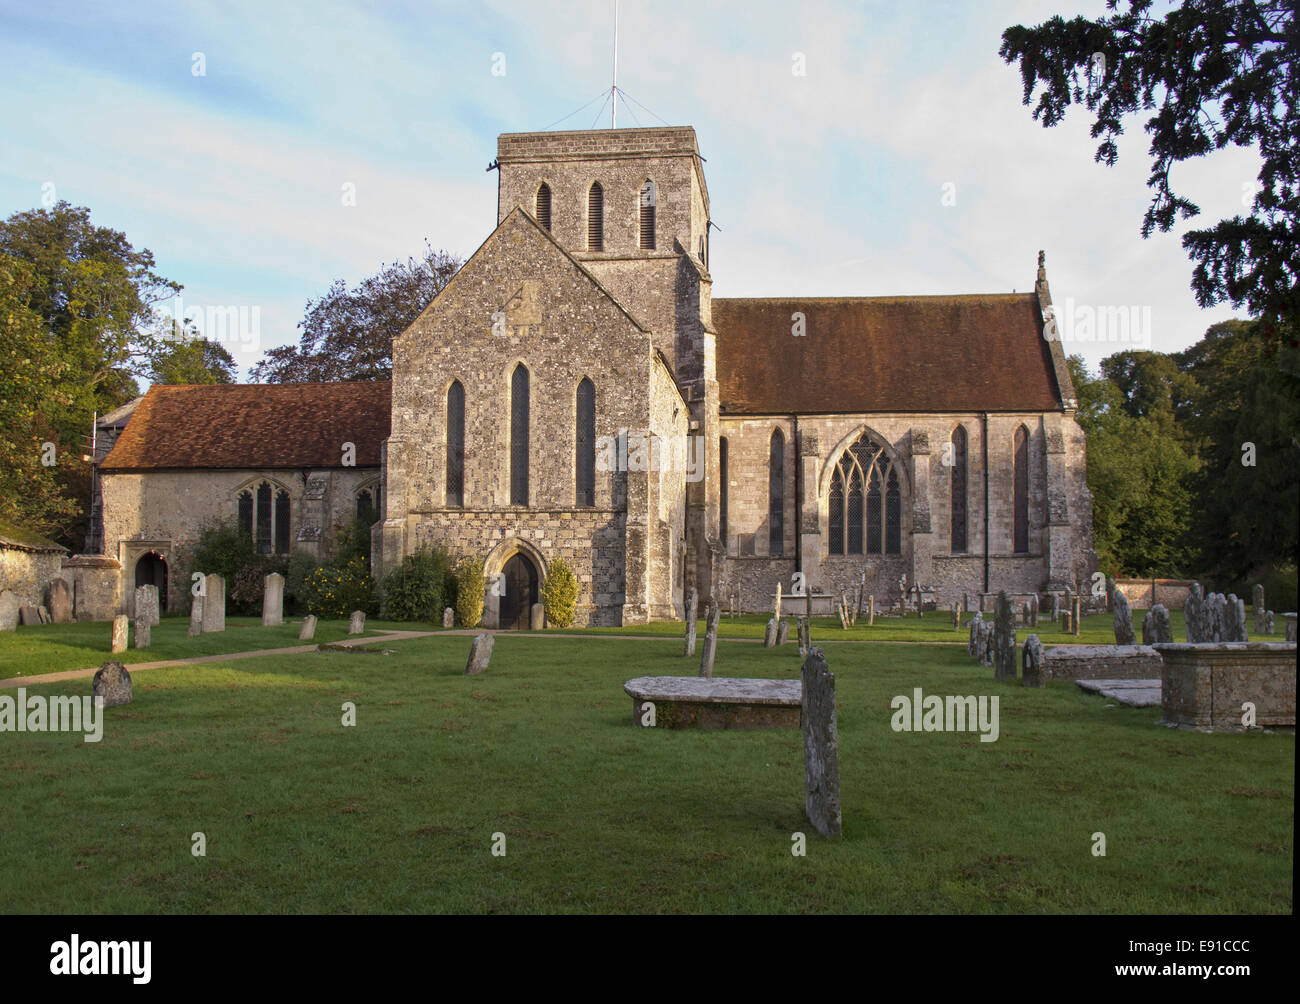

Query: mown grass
[0,632,1290,913]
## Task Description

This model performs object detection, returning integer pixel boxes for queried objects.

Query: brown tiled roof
[100,382,391,470]
[713,294,1065,414]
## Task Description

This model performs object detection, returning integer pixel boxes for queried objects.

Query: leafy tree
[252,241,461,383]
[149,323,237,384]
[455,558,485,629]
[1000,2,1298,345]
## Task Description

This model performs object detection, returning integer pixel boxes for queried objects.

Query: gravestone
[262,572,285,627]
[134,584,159,627]
[110,615,129,654]
[1029,594,1039,627]
[867,595,875,626]
[0,590,19,631]
[773,582,783,621]
[967,612,983,657]
[699,601,720,678]
[188,595,204,637]
[92,661,133,707]
[1060,610,1071,633]
[951,601,960,631]
[1142,604,1173,644]
[1253,584,1266,634]
[800,647,842,839]
[201,574,225,633]
[1206,592,1225,642]
[683,585,698,657]
[763,617,779,648]
[1112,588,1136,645]
[465,633,494,675]
[1183,582,1206,642]
[47,579,73,624]
[1284,613,1297,643]
[1223,594,1247,642]
[299,615,318,641]
[348,610,366,635]
[1051,593,1060,621]
[19,605,41,626]
[529,603,545,630]
[1022,635,1046,688]
[39,605,52,624]
[1265,611,1274,635]
[797,616,810,657]
[443,607,454,628]
[994,592,1017,682]
[979,620,995,667]
[777,618,790,646]
[1072,594,1081,636]
[133,612,151,648]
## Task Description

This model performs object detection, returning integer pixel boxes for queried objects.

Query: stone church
[96,126,1095,626]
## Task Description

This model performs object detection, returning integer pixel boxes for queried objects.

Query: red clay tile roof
[713,294,1065,414]
[100,382,391,470]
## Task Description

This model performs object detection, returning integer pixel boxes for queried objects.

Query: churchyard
[0,607,1291,914]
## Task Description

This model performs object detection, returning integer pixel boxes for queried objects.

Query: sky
[0,0,1262,381]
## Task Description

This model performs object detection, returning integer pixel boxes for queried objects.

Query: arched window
[256,482,272,554]
[275,490,291,553]
[446,380,464,507]
[238,481,291,555]
[576,378,595,507]
[510,364,530,505]
[768,429,785,556]
[719,437,729,546]
[357,489,377,525]
[238,490,253,539]
[950,425,968,553]
[587,182,604,251]
[535,183,552,231]
[827,433,903,556]
[638,180,656,250]
[1013,425,1029,553]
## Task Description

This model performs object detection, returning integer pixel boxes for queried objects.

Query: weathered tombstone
[1111,588,1136,645]
[951,600,960,631]
[1206,592,1225,642]
[1223,594,1247,642]
[348,610,366,635]
[683,585,698,656]
[994,592,1016,682]
[773,582,783,621]
[443,607,454,628]
[1021,635,1046,688]
[763,617,780,648]
[1029,594,1039,627]
[699,601,719,678]
[465,633,494,675]
[1252,584,1266,634]
[797,616,810,657]
[1142,604,1173,644]
[188,594,204,637]
[19,605,41,626]
[1051,592,1061,621]
[47,579,73,624]
[800,647,841,839]
[299,615,318,641]
[1265,611,1274,635]
[967,612,983,656]
[38,605,51,624]
[1060,610,1071,633]
[867,595,875,626]
[0,590,19,631]
[201,574,225,633]
[1285,613,1297,643]
[1071,594,1081,636]
[262,572,285,627]
[110,614,129,653]
[133,584,159,627]
[92,661,133,707]
[979,620,995,667]
[529,603,544,630]
[1184,582,1206,642]
[777,618,790,646]
[133,612,151,649]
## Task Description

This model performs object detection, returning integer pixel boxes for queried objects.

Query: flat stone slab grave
[1076,678,1162,708]
[624,676,802,729]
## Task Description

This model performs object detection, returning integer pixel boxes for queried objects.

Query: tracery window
[827,434,902,556]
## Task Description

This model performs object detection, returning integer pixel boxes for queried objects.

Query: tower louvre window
[587,183,604,251]
[638,181,656,250]
[535,183,552,231]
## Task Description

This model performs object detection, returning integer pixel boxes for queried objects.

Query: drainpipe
[982,411,990,594]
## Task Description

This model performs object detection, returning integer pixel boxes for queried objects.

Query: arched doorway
[135,552,168,613]
[499,553,538,630]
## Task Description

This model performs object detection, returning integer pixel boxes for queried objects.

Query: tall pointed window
[638,181,656,250]
[275,490,291,553]
[768,430,785,556]
[446,380,464,507]
[1013,425,1029,553]
[950,425,968,553]
[576,378,595,506]
[238,481,291,554]
[256,482,272,554]
[827,433,903,556]
[510,364,530,505]
[238,490,253,540]
[535,183,552,231]
[587,182,604,251]
[719,437,729,547]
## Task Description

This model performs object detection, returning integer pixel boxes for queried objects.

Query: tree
[149,324,238,384]
[252,241,461,383]
[1000,2,1298,345]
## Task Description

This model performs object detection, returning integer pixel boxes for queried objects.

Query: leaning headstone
[348,610,365,635]
[1111,588,1136,645]
[800,647,841,840]
[133,612,151,649]
[1206,592,1225,642]
[979,620,995,667]
[38,605,51,624]
[19,605,41,626]
[1252,584,1266,635]
[188,595,204,637]
[92,661,132,707]
[699,601,719,678]
[529,603,544,630]
[1223,594,1248,642]
[1021,635,1046,688]
[1142,604,1173,644]
[797,616,810,657]
[951,601,960,631]
[299,615,318,641]
[776,618,790,646]
[47,579,73,624]
[682,585,698,656]
[262,572,285,627]
[443,607,454,628]
[201,574,225,633]
[994,592,1016,682]
[967,612,983,656]
[465,633,494,675]
[0,590,19,631]
[110,614,129,653]
[763,617,779,648]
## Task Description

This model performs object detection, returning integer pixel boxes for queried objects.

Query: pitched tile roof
[713,294,1066,415]
[100,382,391,471]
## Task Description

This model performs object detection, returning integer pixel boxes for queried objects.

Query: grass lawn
[0,630,1290,913]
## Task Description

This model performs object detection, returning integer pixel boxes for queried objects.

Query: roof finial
[1037,250,1047,283]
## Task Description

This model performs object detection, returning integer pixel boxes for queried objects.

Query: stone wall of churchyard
[0,544,64,608]
[718,411,1093,612]
[99,467,379,613]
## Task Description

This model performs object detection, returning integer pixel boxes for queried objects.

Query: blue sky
[0,0,1259,379]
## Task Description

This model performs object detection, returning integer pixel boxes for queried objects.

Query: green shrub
[191,519,286,615]
[285,549,319,607]
[381,547,456,622]
[541,557,579,628]
[302,558,377,618]
[1260,564,1298,616]
[334,518,374,570]
[455,558,485,628]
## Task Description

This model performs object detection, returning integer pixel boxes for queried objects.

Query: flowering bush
[302,558,377,618]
